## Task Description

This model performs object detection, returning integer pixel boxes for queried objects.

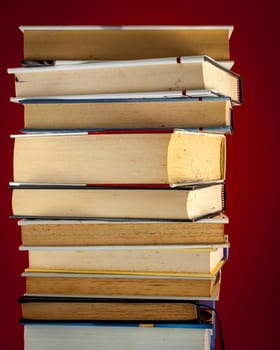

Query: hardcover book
[19,242,229,275]
[8,56,242,104]
[18,214,229,246]
[22,270,222,299]
[23,320,214,350]
[10,94,233,133]
[12,130,226,186]
[20,25,233,61]
[19,296,204,321]
[11,183,225,221]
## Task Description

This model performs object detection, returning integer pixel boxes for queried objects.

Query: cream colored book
[18,214,229,246]
[20,25,233,61]
[12,130,226,186]
[10,94,233,132]
[20,243,228,275]
[8,56,242,103]
[11,183,225,220]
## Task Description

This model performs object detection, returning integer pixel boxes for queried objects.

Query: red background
[0,1,279,349]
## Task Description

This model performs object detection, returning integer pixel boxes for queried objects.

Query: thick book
[22,270,222,299]
[8,56,242,104]
[19,296,205,321]
[22,320,213,350]
[11,183,225,221]
[12,130,226,186]
[20,25,233,61]
[18,214,229,246]
[19,242,228,275]
[10,94,233,133]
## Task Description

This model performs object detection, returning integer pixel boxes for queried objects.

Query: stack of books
[8,25,241,350]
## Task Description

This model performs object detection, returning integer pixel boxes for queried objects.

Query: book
[22,270,222,299]
[21,59,234,71]
[8,56,242,104]
[19,296,204,321]
[12,130,226,186]
[11,183,225,220]
[18,214,229,246]
[10,94,233,132]
[23,321,213,350]
[20,25,233,61]
[19,243,228,274]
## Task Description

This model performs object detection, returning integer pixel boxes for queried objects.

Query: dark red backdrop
[1,1,279,349]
